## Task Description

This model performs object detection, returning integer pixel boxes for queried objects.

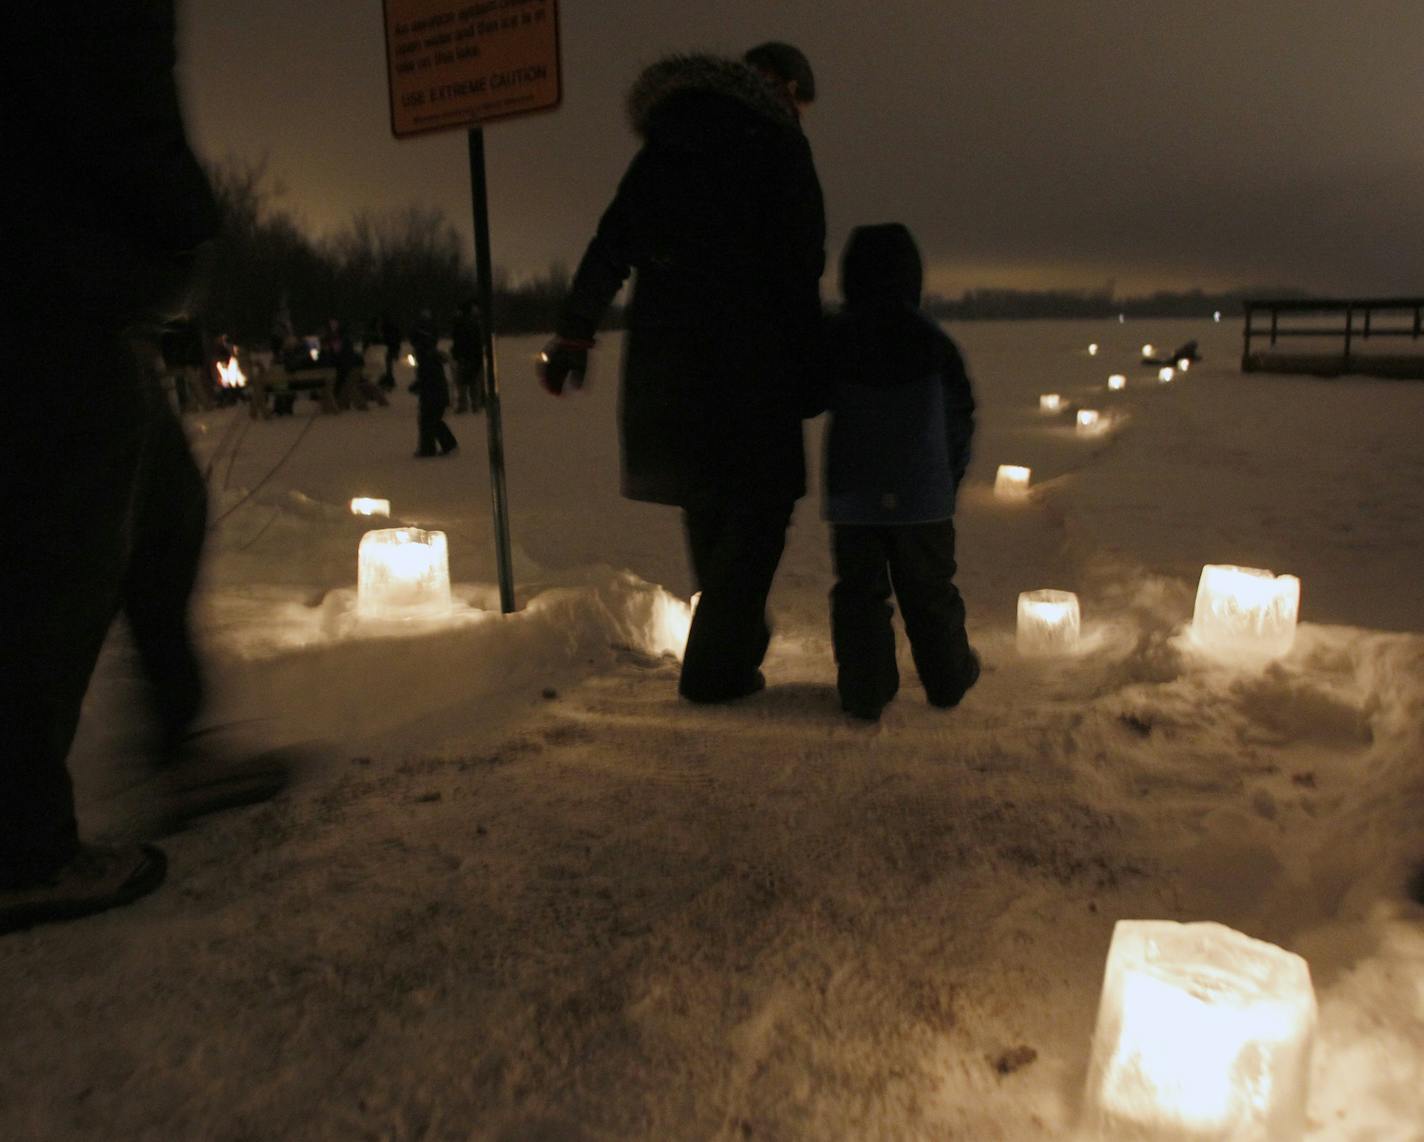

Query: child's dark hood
[626,53,799,149]
[840,223,923,309]
[827,226,951,391]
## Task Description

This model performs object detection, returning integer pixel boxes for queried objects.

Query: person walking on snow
[537,42,826,703]
[817,223,980,722]
[450,299,486,414]
[410,309,458,457]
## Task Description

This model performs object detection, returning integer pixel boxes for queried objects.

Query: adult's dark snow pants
[1,327,207,884]
[678,500,794,702]
[830,519,975,714]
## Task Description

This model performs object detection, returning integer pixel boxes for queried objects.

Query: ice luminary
[1076,409,1103,434]
[994,464,1032,499]
[1190,564,1301,660]
[1040,393,1064,413]
[1081,920,1317,1141]
[1158,367,1175,383]
[1108,374,1127,391]
[356,527,452,620]
[215,349,247,389]
[350,497,391,517]
[1016,589,1080,655]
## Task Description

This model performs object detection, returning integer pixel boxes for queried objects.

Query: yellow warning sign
[384,0,561,137]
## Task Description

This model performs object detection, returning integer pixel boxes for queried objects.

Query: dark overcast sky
[182,0,1423,298]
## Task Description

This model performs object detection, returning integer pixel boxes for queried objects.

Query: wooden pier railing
[1242,298,1424,379]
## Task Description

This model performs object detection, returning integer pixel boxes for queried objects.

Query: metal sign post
[382,0,562,614]
[466,125,515,614]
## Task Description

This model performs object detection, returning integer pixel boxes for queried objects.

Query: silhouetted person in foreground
[818,224,979,721]
[539,42,825,702]
[410,309,458,457]
[1,1,292,936]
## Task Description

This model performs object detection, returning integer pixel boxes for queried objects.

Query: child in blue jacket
[821,223,978,721]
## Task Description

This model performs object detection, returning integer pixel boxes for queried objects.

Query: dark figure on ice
[1,1,292,936]
[379,312,403,391]
[538,42,825,703]
[410,309,458,457]
[819,224,979,722]
[450,299,485,414]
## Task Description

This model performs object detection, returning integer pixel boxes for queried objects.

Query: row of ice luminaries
[1016,564,1299,661]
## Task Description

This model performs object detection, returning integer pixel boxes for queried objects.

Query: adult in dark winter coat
[820,223,979,721]
[1,1,291,935]
[450,300,485,414]
[538,42,826,703]
[409,310,458,457]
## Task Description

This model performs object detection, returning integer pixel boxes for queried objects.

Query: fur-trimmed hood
[626,53,798,142]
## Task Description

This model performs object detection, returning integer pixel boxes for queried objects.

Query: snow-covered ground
[3,320,1422,1139]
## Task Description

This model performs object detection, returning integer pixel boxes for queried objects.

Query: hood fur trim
[626,54,796,137]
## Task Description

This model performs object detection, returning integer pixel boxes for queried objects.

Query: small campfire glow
[216,349,247,389]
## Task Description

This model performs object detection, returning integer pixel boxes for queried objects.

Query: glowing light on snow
[1088,343,1100,356]
[215,348,247,389]
[350,497,391,517]
[647,591,699,659]
[1108,374,1126,391]
[1082,920,1316,1141]
[1016,589,1080,655]
[1039,393,1064,412]
[1076,409,1103,434]
[357,527,452,620]
[994,465,1031,499]
[1142,343,1155,358]
[1190,564,1300,661]
[1159,367,1175,383]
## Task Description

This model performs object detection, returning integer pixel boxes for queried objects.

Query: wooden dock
[1242,297,1424,379]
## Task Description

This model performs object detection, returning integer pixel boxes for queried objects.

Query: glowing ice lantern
[1076,408,1103,434]
[1082,920,1316,1141]
[350,497,390,517]
[1016,589,1080,655]
[1158,366,1175,383]
[1107,374,1126,391]
[356,527,452,620]
[994,464,1031,499]
[215,348,247,389]
[1191,564,1301,660]
[1039,393,1064,413]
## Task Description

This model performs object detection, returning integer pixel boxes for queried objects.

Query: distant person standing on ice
[538,42,825,703]
[818,224,979,722]
[450,299,485,414]
[410,309,458,457]
[1,0,294,935]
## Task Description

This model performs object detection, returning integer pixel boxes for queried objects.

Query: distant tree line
[198,159,591,343]
[925,285,1310,322]
[198,159,1307,341]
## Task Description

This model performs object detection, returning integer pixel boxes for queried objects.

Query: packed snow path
[2,324,1421,1139]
